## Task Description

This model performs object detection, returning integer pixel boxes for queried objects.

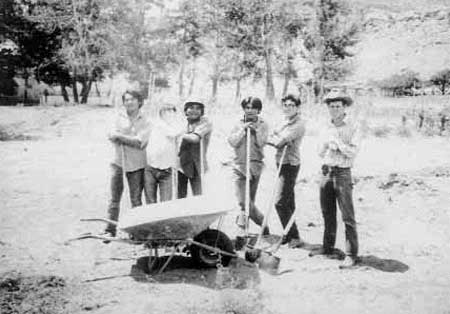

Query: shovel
[248,207,298,273]
[245,145,287,261]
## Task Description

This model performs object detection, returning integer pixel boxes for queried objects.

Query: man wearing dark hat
[177,101,212,198]
[309,89,362,268]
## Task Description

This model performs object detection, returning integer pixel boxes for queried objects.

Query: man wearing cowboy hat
[309,89,362,269]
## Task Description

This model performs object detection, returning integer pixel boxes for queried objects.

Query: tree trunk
[235,77,242,102]
[188,61,196,97]
[264,49,275,101]
[146,72,154,102]
[211,76,219,103]
[72,71,79,104]
[60,83,69,102]
[95,82,101,97]
[80,77,93,104]
[178,59,185,98]
[282,72,290,97]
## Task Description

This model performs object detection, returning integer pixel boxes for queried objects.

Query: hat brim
[324,96,353,106]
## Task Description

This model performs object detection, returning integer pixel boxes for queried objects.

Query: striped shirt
[228,117,269,177]
[318,115,362,168]
[270,113,306,166]
[111,109,150,172]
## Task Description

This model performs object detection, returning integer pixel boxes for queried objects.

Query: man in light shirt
[267,94,306,249]
[104,90,150,238]
[144,103,184,203]
[310,89,362,269]
[228,97,269,249]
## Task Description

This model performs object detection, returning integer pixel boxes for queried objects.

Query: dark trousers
[144,166,173,203]
[106,163,144,233]
[233,169,264,226]
[275,164,300,241]
[319,166,358,256]
[177,169,202,198]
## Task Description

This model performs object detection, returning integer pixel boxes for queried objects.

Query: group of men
[103,88,362,269]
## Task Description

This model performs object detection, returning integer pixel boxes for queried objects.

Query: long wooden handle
[244,129,251,234]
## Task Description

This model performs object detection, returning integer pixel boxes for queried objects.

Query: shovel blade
[256,251,280,274]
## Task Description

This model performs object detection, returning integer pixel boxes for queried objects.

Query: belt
[321,165,350,176]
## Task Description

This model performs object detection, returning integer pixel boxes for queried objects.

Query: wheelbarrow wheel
[191,229,234,268]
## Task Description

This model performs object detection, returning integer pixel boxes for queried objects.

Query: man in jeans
[144,103,183,203]
[104,90,150,237]
[228,97,269,249]
[310,89,362,268]
[267,94,306,249]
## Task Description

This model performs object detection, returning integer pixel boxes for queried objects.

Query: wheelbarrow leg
[157,247,177,274]
[147,246,159,273]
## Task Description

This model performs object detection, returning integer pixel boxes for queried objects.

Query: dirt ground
[1,104,450,314]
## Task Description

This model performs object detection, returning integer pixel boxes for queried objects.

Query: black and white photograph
[1,0,450,313]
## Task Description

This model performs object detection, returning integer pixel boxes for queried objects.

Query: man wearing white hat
[310,89,362,269]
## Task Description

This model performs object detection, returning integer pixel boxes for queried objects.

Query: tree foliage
[430,69,450,95]
[376,69,421,96]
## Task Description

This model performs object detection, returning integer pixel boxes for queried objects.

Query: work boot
[308,247,343,259]
[234,236,247,251]
[339,255,358,269]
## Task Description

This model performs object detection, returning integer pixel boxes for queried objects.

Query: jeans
[319,166,358,256]
[177,169,202,198]
[233,169,265,227]
[275,164,300,241]
[106,163,144,233]
[144,166,173,203]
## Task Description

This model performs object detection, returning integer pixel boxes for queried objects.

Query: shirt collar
[119,108,144,120]
[285,112,300,125]
[330,113,348,126]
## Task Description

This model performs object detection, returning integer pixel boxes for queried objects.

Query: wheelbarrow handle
[80,218,118,226]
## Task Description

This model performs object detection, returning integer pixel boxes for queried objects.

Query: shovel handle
[244,129,251,234]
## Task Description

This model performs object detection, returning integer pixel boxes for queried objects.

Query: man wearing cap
[103,90,150,238]
[309,89,362,268]
[177,101,212,198]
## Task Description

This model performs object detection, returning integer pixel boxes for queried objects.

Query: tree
[430,69,450,95]
[376,69,421,97]
[25,0,115,103]
[303,0,360,99]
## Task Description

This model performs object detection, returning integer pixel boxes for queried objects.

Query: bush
[370,125,392,137]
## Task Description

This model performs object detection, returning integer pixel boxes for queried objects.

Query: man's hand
[327,141,338,150]
[108,132,120,142]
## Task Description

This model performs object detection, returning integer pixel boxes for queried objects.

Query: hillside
[351,0,450,82]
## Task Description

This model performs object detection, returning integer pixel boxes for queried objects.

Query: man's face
[185,104,202,120]
[327,100,345,120]
[123,93,140,112]
[282,100,298,118]
[244,105,260,121]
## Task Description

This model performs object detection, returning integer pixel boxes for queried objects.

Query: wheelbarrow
[70,195,237,273]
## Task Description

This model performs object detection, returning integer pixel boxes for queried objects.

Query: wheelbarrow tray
[118,195,233,241]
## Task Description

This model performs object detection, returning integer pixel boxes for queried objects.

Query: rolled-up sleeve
[228,123,245,147]
[193,117,212,138]
[275,121,305,147]
[335,123,362,158]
